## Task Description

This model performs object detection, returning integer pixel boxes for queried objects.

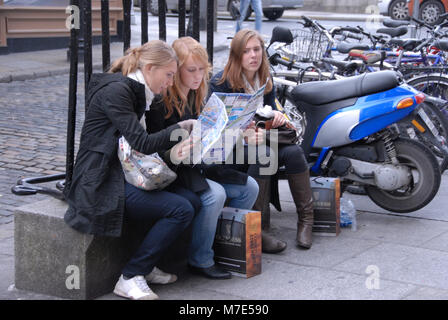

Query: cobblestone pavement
[0,52,229,225]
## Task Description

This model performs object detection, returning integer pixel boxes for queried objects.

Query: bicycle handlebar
[315,20,326,31]
[301,15,324,31]
[340,26,362,34]
[410,16,430,28]
[267,47,302,70]
[342,31,363,41]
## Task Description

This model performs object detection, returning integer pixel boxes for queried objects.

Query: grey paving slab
[98,279,247,301]
[419,230,448,253]
[0,221,13,240]
[0,254,15,299]
[346,172,448,222]
[333,242,448,290]
[403,286,448,300]
[154,259,416,300]
[276,179,448,247]
[335,212,448,247]
[266,228,380,269]
[0,236,13,256]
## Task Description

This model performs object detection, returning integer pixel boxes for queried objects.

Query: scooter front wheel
[365,138,441,213]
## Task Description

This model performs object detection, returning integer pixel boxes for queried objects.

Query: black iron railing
[12,0,215,200]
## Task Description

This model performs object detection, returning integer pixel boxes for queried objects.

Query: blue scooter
[268,28,442,213]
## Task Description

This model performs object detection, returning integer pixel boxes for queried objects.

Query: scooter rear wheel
[365,138,441,213]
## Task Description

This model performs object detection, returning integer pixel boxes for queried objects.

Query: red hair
[164,37,211,118]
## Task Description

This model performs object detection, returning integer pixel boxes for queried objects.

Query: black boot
[253,177,287,254]
[287,171,314,249]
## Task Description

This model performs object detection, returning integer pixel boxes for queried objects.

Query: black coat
[148,93,249,192]
[64,73,181,237]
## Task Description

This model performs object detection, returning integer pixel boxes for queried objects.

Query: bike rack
[12,174,66,201]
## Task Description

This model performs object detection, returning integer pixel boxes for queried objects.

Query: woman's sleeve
[265,81,277,110]
[209,71,229,96]
[147,101,167,134]
[101,82,180,155]
[208,76,220,98]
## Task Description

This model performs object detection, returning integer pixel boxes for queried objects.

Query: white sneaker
[145,266,178,284]
[113,275,159,300]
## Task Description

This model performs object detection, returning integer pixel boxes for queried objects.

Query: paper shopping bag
[310,177,341,236]
[213,207,262,278]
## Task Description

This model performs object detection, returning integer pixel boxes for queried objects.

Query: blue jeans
[188,177,259,268]
[122,182,200,278]
[236,0,263,33]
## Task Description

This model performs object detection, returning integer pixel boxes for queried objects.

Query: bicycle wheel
[407,75,448,169]
[407,74,448,101]
[423,102,448,172]
[400,101,448,173]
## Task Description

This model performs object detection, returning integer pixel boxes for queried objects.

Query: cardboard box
[310,177,341,236]
[213,207,262,278]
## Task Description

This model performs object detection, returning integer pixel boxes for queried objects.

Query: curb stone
[0,74,12,83]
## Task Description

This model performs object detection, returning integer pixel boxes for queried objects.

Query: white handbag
[117,115,177,191]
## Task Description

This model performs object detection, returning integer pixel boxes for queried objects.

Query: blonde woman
[64,40,200,300]
[210,29,315,252]
[148,37,259,279]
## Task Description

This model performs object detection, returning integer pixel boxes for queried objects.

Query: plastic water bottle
[340,197,357,231]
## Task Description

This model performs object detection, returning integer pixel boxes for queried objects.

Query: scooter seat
[433,40,448,51]
[382,18,410,28]
[337,42,370,54]
[388,38,422,50]
[290,70,399,105]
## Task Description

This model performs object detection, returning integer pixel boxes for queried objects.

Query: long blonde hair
[109,40,178,76]
[219,29,272,93]
[164,37,211,118]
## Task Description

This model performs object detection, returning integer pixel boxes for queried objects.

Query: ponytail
[108,40,177,76]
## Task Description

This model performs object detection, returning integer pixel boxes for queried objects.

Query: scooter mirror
[270,27,293,46]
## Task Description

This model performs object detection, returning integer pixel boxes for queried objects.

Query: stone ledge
[14,198,190,299]
[14,198,128,299]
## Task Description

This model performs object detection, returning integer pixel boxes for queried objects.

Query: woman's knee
[202,179,227,210]
[172,202,196,225]
[245,176,260,201]
[281,145,308,173]
[186,193,202,214]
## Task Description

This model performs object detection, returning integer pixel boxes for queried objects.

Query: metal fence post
[65,0,81,191]
[141,0,148,44]
[207,0,214,64]
[82,0,92,111]
[101,0,110,71]
[192,0,200,41]
[158,0,167,41]
[123,0,131,52]
[179,0,186,38]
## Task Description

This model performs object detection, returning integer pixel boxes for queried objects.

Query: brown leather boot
[287,171,314,249]
[253,177,287,254]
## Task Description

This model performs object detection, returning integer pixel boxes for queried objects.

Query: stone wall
[302,0,380,14]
